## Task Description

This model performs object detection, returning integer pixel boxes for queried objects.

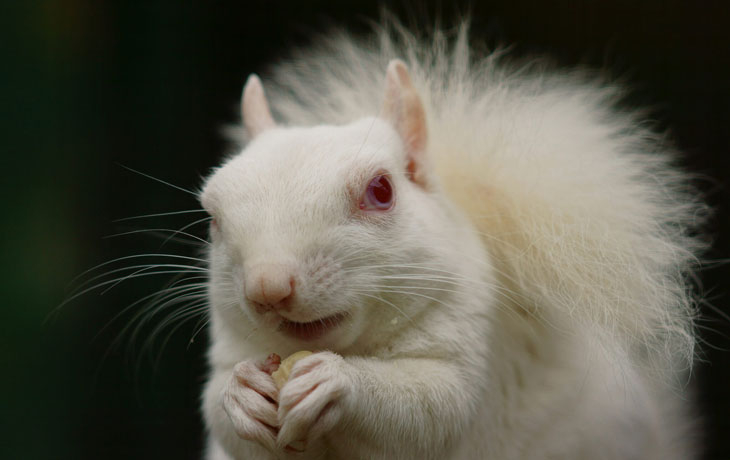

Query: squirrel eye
[359,174,394,211]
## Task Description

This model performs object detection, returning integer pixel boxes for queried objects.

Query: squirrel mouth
[278,313,347,341]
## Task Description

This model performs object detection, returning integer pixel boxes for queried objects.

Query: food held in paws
[271,351,313,389]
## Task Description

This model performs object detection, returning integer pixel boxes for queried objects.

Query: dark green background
[3,1,729,459]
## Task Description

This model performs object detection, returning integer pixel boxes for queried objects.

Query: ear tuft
[241,74,276,138]
[383,60,429,188]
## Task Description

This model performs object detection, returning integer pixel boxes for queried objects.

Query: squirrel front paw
[276,351,349,451]
[222,359,280,452]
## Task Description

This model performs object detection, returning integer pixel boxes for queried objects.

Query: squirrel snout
[244,264,296,312]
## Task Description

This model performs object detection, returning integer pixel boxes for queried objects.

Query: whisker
[93,281,208,343]
[94,280,208,378]
[345,261,534,304]
[104,228,210,246]
[357,292,414,324]
[71,262,208,296]
[146,299,210,349]
[101,265,208,294]
[188,315,213,347]
[56,268,208,314]
[65,253,208,291]
[113,209,208,222]
[117,163,199,197]
[127,293,209,355]
[359,284,473,296]
[146,232,209,247]
[161,216,214,247]
[152,302,211,367]
[132,298,210,375]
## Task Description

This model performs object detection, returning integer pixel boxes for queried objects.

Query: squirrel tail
[258,16,708,381]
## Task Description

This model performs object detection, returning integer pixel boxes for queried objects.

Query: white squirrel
[199,22,705,460]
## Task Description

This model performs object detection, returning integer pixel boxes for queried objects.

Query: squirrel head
[200,61,471,350]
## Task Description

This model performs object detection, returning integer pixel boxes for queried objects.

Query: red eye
[360,174,394,211]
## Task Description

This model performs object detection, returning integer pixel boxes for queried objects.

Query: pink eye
[359,174,394,211]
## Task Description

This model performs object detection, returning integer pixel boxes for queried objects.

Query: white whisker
[117,163,199,197]
[161,216,214,247]
[103,228,210,245]
[65,253,208,290]
[114,209,208,222]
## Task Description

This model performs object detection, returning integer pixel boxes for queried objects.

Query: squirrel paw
[222,359,280,452]
[276,351,349,451]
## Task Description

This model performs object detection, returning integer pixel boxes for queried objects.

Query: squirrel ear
[383,59,429,188]
[241,74,276,138]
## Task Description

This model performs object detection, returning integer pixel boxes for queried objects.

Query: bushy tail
[259,17,707,380]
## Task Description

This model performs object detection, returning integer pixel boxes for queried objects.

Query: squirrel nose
[244,264,295,312]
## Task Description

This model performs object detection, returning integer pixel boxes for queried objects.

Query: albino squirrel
[200,22,705,460]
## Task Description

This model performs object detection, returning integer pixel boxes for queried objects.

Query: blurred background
[2,1,728,458]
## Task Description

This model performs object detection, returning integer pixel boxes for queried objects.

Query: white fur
[200,19,704,460]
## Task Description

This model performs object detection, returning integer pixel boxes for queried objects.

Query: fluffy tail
[258,18,707,380]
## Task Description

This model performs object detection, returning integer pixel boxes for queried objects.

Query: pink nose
[244,264,295,311]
